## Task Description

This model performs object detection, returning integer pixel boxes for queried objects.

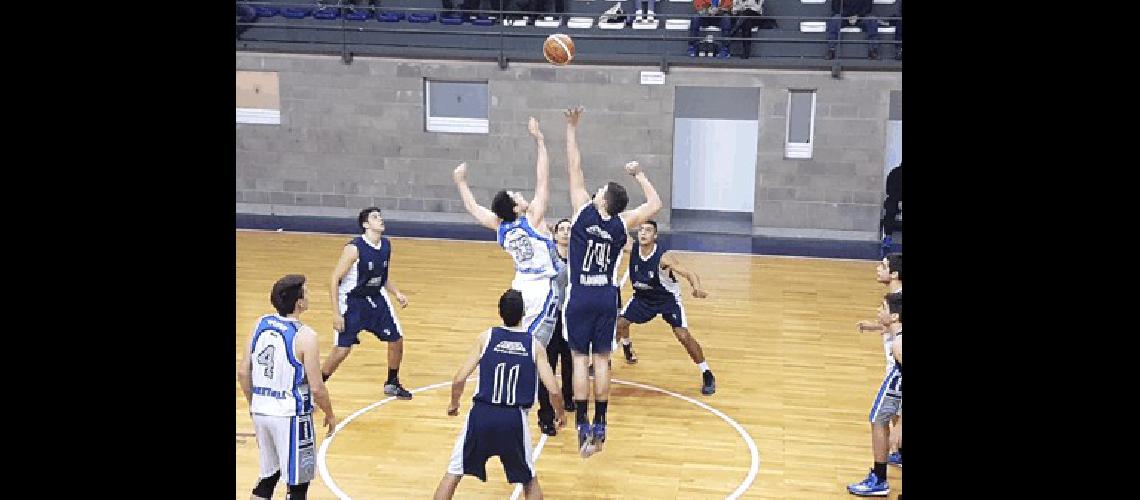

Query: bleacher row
[237,0,901,66]
[241,0,897,33]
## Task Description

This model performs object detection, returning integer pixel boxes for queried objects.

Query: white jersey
[248,314,312,417]
[497,216,561,287]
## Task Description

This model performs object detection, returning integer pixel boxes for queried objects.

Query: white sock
[698,361,710,373]
[621,338,631,346]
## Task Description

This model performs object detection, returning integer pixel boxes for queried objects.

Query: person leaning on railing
[688,0,733,58]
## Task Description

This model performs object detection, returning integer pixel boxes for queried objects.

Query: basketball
[543,33,575,65]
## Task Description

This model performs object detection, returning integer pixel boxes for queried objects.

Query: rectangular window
[785,90,816,159]
[425,80,489,134]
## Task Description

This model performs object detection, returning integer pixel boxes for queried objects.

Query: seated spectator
[628,0,657,23]
[503,0,532,25]
[442,0,491,20]
[543,0,566,18]
[825,0,880,60]
[689,0,733,58]
[729,0,764,59]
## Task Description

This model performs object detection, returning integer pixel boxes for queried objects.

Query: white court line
[238,227,874,262]
[508,433,549,500]
[318,378,759,499]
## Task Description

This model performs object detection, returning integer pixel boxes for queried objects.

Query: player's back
[472,327,537,409]
[567,203,628,307]
[248,315,312,417]
[498,216,559,285]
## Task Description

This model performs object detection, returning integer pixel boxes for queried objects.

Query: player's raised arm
[619,161,663,229]
[453,162,500,230]
[565,106,591,210]
[526,117,551,229]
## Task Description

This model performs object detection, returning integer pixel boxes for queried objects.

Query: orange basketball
[543,33,575,65]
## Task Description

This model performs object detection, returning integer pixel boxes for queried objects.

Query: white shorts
[253,413,317,485]
[513,278,557,344]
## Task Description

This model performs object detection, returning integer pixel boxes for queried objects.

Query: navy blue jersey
[339,236,391,298]
[472,327,537,409]
[568,203,628,291]
[629,244,682,304]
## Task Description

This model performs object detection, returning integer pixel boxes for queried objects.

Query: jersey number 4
[581,241,612,273]
[256,345,275,379]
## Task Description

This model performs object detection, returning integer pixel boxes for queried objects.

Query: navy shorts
[620,295,686,328]
[447,403,535,484]
[336,293,403,347]
[563,286,618,354]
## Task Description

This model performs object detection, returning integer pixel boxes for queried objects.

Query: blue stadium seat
[440,15,464,25]
[408,13,437,23]
[346,9,373,21]
[282,7,312,19]
[313,8,340,20]
[254,6,279,17]
[377,11,402,22]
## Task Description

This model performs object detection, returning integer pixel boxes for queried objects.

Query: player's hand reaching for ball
[624,161,642,177]
[564,105,584,126]
[528,117,543,141]
[452,162,468,184]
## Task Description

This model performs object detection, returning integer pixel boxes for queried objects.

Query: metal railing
[235,1,901,71]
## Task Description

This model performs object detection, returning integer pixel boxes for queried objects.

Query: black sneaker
[622,343,638,364]
[701,370,716,395]
[384,381,413,400]
[826,47,837,60]
[539,421,557,436]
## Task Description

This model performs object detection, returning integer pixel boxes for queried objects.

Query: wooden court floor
[235,230,902,499]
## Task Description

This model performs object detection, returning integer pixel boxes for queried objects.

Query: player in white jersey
[238,274,337,500]
[453,117,560,339]
[857,253,902,467]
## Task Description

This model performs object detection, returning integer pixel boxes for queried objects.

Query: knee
[673,328,692,342]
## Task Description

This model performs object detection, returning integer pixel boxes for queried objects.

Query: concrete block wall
[236,52,900,239]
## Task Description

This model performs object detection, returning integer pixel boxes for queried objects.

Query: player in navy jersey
[320,207,414,399]
[562,106,662,457]
[615,220,717,395]
[432,289,566,499]
[453,117,561,341]
[238,274,338,500]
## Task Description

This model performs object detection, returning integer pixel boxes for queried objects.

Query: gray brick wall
[237,53,900,239]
